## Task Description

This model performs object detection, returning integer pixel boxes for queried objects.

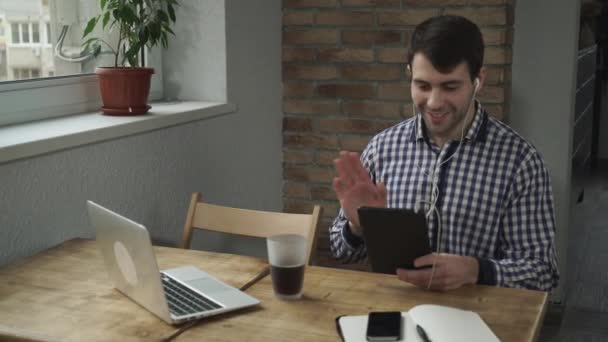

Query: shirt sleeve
[328,138,378,263]
[491,151,560,291]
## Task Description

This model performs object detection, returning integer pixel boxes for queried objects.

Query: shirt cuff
[341,221,364,248]
[476,257,497,286]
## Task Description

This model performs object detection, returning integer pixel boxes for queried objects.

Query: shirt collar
[410,101,488,144]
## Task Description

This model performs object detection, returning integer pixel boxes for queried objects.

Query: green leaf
[163,25,174,36]
[157,10,168,23]
[82,17,98,38]
[81,37,98,47]
[102,12,111,29]
[167,4,175,22]
[100,0,107,10]
[93,44,102,58]
[161,33,168,48]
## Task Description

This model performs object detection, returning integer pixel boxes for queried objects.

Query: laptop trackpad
[187,278,232,294]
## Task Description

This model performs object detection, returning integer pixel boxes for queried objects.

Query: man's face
[410,53,482,146]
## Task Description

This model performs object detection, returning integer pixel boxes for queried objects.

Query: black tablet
[358,207,431,274]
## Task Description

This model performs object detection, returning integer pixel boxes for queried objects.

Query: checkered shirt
[329,103,559,291]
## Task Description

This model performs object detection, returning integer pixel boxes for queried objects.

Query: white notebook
[337,304,500,342]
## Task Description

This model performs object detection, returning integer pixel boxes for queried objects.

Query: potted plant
[82,0,178,115]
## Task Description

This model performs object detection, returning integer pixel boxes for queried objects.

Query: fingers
[396,267,433,285]
[333,177,345,199]
[334,151,370,186]
[345,152,369,183]
[334,154,356,188]
[397,265,452,291]
[414,253,439,268]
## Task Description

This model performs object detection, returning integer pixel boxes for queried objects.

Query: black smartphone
[366,311,402,341]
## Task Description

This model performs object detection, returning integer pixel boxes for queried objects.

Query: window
[13,68,41,80]
[0,0,163,126]
[32,23,40,43]
[11,23,19,43]
[46,22,51,44]
[21,23,29,43]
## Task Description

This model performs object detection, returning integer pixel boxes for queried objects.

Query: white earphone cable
[410,78,479,289]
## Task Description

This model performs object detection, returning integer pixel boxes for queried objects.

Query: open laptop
[87,200,260,325]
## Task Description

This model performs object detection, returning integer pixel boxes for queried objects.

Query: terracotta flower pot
[95,67,155,115]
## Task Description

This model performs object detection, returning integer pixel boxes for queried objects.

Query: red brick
[283,150,314,164]
[316,11,375,25]
[340,65,402,81]
[400,104,417,118]
[283,82,315,98]
[481,28,509,46]
[342,30,402,45]
[477,85,504,104]
[284,182,311,198]
[485,46,511,64]
[339,135,373,152]
[283,100,340,115]
[376,119,400,131]
[317,84,375,99]
[284,166,334,183]
[341,0,401,7]
[282,47,316,62]
[503,68,511,83]
[377,82,411,100]
[377,48,407,63]
[284,29,339,45]
[284,134,339,149]
[319,118,383,134]
[283,65,338,80]
[403,0,505,5]
[316,150,340,166]
[283,199,314,214]
[283,0,338,8]
[317,48,374,63]
[321,203,340,218]
[378,9,441,26]
[311,186,337,201]
[444,7,507,26]
[484,66,505,85]
[342,101,401,118]
[483,104,504,120]
[283,117,313,132]
[283,11,314,25]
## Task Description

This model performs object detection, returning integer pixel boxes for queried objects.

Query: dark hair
[407,15,484,80]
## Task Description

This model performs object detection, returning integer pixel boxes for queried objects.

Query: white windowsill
[0,101,237,164]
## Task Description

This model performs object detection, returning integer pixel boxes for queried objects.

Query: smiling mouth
[427,112,448,118]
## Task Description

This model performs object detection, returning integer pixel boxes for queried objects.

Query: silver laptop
[87,200,260,325]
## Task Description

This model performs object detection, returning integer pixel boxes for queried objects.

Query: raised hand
[333,151,387,235]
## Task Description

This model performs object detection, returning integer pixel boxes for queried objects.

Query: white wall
[0,0,282,266]
[510,0,581,302]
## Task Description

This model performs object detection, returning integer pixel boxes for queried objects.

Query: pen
[416,324,432,342]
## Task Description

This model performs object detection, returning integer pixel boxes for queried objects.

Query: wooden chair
[181,193,323,265]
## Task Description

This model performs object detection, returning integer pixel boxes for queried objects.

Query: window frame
[0,45,164,127]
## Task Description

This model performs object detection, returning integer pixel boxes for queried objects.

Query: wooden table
[0,239,548,342]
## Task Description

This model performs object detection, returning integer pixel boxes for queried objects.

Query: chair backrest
[181,193,323,265]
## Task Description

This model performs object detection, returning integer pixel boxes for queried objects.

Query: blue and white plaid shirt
[329,103,559,291]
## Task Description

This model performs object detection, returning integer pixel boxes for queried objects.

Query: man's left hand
[396,253,479,291]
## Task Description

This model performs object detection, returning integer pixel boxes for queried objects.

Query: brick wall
[281,0,513,268]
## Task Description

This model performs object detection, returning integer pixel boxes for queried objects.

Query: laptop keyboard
[160,274,222,316]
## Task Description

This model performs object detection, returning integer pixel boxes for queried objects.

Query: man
[329,15,559,292]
